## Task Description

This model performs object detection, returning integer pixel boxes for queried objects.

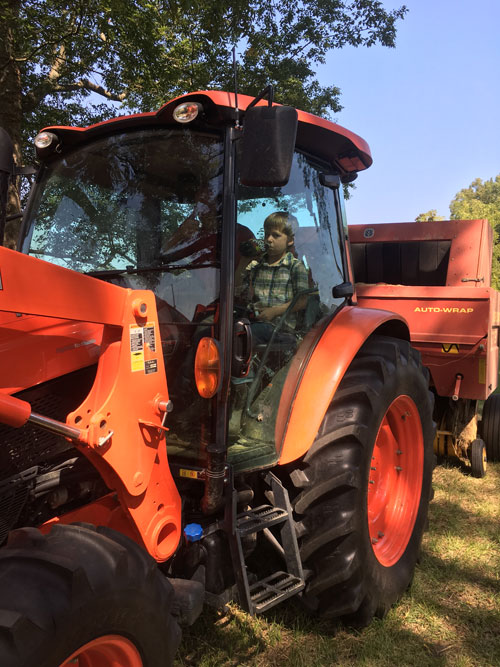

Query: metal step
[249,571,305,613]
[226,472,305,615]
[236,504,288,536]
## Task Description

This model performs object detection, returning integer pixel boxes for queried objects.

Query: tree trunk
[0,0,23,248]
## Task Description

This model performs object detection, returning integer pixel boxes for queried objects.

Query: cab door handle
[232,318,252,377]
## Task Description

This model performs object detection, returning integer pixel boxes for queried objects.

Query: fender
[277,305,409,465]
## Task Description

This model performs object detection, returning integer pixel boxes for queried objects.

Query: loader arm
[0,246,181,561]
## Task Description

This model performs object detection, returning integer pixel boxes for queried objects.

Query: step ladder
[227,471,305,614]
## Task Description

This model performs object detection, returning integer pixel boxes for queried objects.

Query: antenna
[232,46,240,129]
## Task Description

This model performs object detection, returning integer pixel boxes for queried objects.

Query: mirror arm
[246,84,275,110]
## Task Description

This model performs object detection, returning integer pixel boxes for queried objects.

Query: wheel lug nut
[378,531,384,538]
[369,479,375,484]
[396,450,402,455]
[372,538,378,544]
[395,466,402,471]
[371,466,376,471]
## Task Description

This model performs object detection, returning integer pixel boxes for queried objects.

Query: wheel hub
[367,394,424,567]
[61,635,143,667]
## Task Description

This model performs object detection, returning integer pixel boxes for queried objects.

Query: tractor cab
[18,91,371,477]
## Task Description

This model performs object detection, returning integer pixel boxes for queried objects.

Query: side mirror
[332,281,354,299]
[319,173,341,189]
[239,105,298,187]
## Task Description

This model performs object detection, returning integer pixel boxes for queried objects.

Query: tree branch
[53,78,128,101]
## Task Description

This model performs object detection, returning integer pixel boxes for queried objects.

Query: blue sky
[317,0,500,224]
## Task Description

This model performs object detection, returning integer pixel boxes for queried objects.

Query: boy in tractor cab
[241,211,309,344]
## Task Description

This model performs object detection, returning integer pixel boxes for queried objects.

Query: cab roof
[41,90,372,175]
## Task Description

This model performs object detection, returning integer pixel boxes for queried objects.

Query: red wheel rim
[367,395,424,567]
[60,635,143,667]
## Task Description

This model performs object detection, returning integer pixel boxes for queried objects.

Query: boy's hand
[258,305,286,322]
[258,306,276,322]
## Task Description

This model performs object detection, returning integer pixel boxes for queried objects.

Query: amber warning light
[194,337,221,398]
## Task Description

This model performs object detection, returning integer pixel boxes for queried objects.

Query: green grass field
[175,463,500,667]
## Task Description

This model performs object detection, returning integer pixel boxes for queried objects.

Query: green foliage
[415,209,445,222]
[1,0,407,156]
[450,175,500,289]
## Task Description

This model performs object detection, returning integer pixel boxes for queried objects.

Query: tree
[415,209,445,222]
[1,0,407,245]
[449,175,500,289]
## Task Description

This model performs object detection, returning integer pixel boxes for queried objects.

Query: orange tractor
[0,90,435,666]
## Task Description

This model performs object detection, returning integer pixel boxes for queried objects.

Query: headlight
[173,102,202,124]
[34,132,59,150]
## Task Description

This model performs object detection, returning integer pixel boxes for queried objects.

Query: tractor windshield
[22,128,223,321]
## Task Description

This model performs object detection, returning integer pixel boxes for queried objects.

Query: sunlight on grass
[175,463,500,667]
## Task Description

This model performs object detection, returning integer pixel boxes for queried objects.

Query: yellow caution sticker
[442,343,459,354]
[130,324,145,372]
[179,468,202,480]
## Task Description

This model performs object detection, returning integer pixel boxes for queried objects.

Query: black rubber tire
[470,438,487,478]
[287,335,435,627]
[480,394,500,462]
[0,523,181,667]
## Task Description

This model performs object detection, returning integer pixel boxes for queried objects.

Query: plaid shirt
[244,252,309,329]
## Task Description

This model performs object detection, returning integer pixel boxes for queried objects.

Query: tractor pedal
[249,571,305,613]
[236,504,288,536]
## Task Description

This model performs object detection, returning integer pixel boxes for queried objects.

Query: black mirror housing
[332,281,354,299]
[239,105,298,187]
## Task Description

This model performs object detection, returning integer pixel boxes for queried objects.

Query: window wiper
[86,262,219,278]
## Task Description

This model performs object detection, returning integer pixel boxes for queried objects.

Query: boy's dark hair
[263,211,298,239]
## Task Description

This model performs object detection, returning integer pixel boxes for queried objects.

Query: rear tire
[480,394,500,462]
[0,523,181,667]
[288,336,435,626]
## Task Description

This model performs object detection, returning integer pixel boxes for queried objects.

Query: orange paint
[0,247,181,561]
[278,306,408,465]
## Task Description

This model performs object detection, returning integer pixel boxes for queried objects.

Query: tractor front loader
[0,90,435,666]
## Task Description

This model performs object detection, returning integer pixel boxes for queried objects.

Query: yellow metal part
[434,430,458,459]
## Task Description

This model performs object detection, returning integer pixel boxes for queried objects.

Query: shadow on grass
[429,496,499,538]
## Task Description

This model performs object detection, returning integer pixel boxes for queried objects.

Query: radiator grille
[0,367,96,477]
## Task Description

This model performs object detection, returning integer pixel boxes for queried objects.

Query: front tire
[0,524,181,667]
[288,336,435,626]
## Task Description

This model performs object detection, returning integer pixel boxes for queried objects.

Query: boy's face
[264,226,292,261]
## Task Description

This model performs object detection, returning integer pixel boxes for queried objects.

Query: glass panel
[22,128,224,464]
[230,152,345,471]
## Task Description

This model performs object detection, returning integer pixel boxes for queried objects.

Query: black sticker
[145,359,158,374]
[144,324,156,352]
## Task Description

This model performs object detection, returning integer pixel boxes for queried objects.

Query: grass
[175,462,500,667]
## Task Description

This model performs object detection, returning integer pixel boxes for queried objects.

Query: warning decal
[442,343,459,354]
[144,322,156,352]
[130,324,145,372]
